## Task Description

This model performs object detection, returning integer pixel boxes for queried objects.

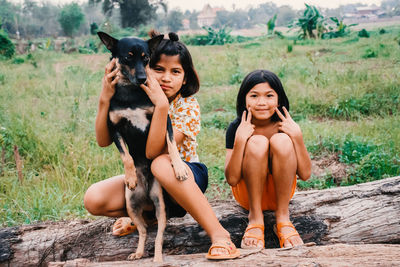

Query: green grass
[1,26,400,226]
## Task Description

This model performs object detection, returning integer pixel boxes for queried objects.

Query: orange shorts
[231,173,297,211]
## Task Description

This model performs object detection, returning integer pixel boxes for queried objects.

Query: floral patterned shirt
[169,94,201,162]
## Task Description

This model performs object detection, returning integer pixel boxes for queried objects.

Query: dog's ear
[147,34,164,54]
[97,31,118,52]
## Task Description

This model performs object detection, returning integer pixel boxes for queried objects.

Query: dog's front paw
[172,160,189,181]
[125,176,137,190]
[127,251,143,260]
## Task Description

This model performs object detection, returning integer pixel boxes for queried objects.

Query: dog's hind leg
[166,116,189,181]
[149,180,167,263]
[125,190,147,260]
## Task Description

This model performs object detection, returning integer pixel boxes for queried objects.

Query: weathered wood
[1,176,399,267]
[48,244,400,267]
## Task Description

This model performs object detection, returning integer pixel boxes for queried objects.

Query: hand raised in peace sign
[275,106,303,139]
[235,108,255,143]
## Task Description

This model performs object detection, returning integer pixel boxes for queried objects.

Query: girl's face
[152,54,185,101]
[245,82,279,121]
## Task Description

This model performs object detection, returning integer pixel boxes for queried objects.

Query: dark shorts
[163,161,208,218]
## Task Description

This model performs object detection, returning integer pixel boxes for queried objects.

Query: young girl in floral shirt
[84,32,240,260]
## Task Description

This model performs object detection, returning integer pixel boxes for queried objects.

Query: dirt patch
[311,153,349,181]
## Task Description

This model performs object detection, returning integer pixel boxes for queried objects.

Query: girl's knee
[151,154,173,179]
[84,185,105,216]
[270,133,294,155]
[245,135,269,158]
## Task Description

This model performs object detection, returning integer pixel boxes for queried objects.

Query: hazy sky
[9,0,383,10]
[166,0,383,11]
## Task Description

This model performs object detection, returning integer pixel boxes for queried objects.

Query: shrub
[289,4,326,39]
[90,22,99,35]
[323,17,357,39]
[344,151,400,185]
[362,47,377,58]
[358,29,370,38]
[11,57,25,64]
[339,139,376,164]
[0,30,15,59]
[203,26,233,45]
[287,43,293,53]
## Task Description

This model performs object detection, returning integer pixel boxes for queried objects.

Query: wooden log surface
[48,243,400,267]
[1,176,399,267]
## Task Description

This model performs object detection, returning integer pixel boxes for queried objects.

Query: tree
[267,14,277,35]
[276,5,296,26]
[90,0,165,28]
[167,10,183,32]
[184,10,199,30]
[289,4,326,39]
[213,10,232,28]
[381,0,400,16]
[0,0,18,34]
[58,3,85,37]
[248,2,278,25]
[0,29,15,59]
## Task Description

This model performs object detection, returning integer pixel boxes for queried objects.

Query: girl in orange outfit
[224,70,312,249]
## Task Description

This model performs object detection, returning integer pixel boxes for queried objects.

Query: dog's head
[98,31,163,86]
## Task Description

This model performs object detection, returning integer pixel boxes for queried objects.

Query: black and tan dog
[97,32,188,262]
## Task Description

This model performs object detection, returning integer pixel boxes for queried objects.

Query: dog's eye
[143,55,149,63]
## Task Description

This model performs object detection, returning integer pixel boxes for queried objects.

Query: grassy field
[0,26,399,226]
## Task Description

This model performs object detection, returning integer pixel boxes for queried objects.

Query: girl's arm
[225,110,255,186]
[275,107,312,181]
[95,59,119,147]
[140,67,170,159]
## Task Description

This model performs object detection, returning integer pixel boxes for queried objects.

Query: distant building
[356,6,380,16]
[345,6,381,20]
[182,19,190,30]
[197,4,225,27]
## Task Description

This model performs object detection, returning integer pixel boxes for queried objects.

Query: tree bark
[1,176,399,267]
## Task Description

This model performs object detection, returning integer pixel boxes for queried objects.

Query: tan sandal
[241,224,265,249]
[273,221,301,248]
[112,217,157,237]
[112,217,137,236]
[206,240,240,260]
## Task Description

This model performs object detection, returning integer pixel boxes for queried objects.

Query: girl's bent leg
[241,135,269,248]
[84,175,128,217]
[270,133,303,247]
[151,154,234,257]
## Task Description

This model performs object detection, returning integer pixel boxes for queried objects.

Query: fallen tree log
[48,243,400,267]
[1,176,399,267]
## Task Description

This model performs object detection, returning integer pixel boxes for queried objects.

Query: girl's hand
[100,58,119,103]
[276,107,303,139]
[235,109,255,143]
[140,66,169,108]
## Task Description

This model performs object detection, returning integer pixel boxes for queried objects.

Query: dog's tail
[149,29,162,38]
